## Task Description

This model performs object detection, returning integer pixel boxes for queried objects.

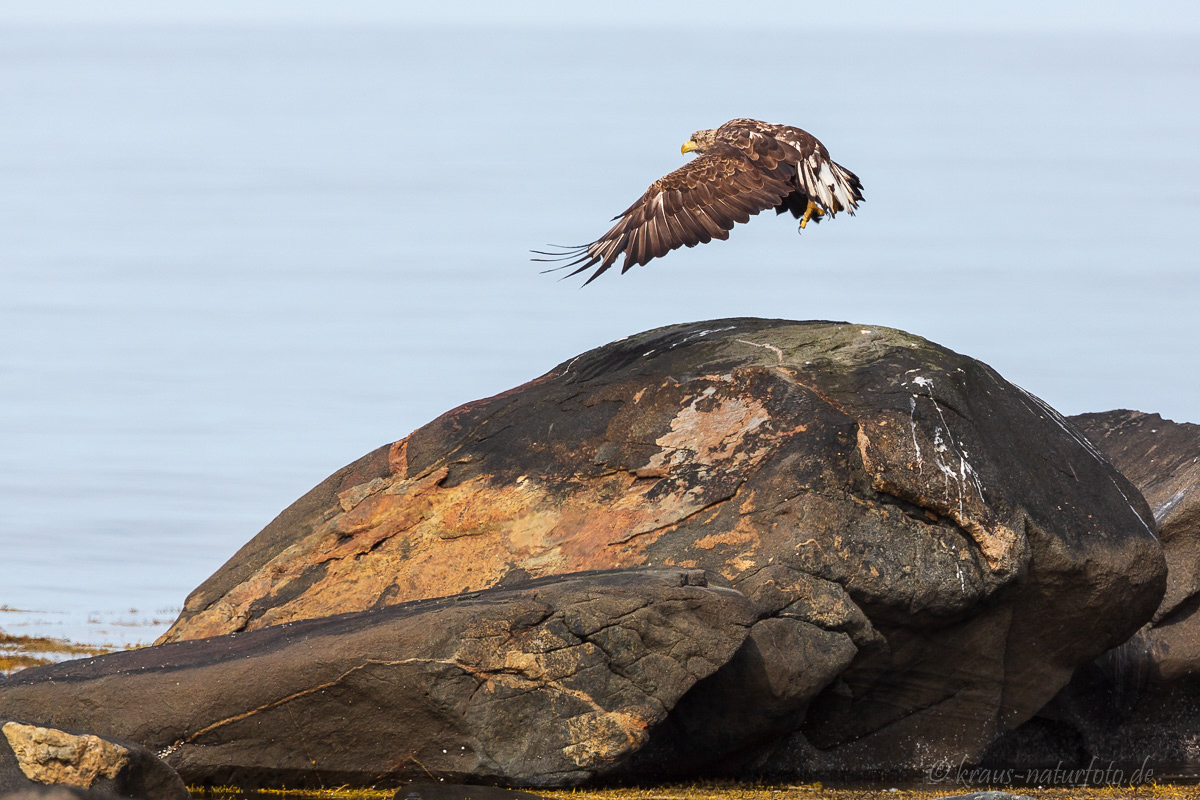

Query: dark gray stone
[0,569,752,789]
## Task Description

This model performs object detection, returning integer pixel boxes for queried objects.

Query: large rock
[986,410,1200,768]
[154,319,1165,774]
[0,568,753,788]
[0,721,187,800]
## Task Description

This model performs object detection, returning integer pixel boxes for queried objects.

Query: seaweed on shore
[184,780,1197,800]
[0,630,115,675]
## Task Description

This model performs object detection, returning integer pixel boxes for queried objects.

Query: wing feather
[534,141,791,284]
[693,208,727,239]
[664,188,683,216]
[672,208,705,246]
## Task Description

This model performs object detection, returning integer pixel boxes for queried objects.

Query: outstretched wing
[534,142,793,285]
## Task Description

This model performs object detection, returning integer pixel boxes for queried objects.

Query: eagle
[535,118,863,285]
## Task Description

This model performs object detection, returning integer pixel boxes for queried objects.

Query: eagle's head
[681,128,718,155]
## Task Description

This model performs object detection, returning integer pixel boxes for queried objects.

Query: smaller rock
[0,721,187,800]
[932,793,1035,800]
[0,568,753,788]
[1072,410,1200,625]
[988,410,1200,767]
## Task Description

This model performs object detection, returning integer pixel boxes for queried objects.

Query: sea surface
[1,24,1198,646]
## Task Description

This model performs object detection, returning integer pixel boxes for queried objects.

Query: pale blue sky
[2,0,1199,33]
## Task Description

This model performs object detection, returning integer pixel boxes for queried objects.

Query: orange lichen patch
[562,709,650,768]
[603,484,725,543]
[336,477,390,513]
[644,391,772,474]
[387,437,410,478]
[950,515,1021,573]
[173,466,725,635]
[164,375,816,639]
[724,554,761,577]
[428,476,552,541]
[694,525,760,552]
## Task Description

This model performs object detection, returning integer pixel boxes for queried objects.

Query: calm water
[2,25,1198,644]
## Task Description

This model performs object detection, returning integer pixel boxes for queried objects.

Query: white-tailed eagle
[535,118,864,285]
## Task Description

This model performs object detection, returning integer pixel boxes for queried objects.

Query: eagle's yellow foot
[798,201,826,229]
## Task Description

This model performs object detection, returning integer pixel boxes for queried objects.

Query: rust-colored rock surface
[159,318,1165,773]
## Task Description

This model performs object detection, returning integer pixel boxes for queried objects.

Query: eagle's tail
[829,161,865,215]
[798,158,865,218]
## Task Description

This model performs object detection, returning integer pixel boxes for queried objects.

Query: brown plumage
[534,118,864,285]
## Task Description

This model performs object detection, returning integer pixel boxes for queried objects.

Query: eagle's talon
[799,200,825,230]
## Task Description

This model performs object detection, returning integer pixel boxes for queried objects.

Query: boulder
[0,721,186,800]
[986,410,1200,768]
[152,319,1165,775]
[1071,410,1200,665]
[0,568,753,788]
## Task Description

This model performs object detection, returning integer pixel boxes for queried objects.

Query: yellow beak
[681,140,698,154]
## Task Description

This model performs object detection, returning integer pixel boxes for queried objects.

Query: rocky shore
[2,319,1197,799]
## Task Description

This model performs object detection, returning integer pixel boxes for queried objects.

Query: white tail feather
[798,158,860,216]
